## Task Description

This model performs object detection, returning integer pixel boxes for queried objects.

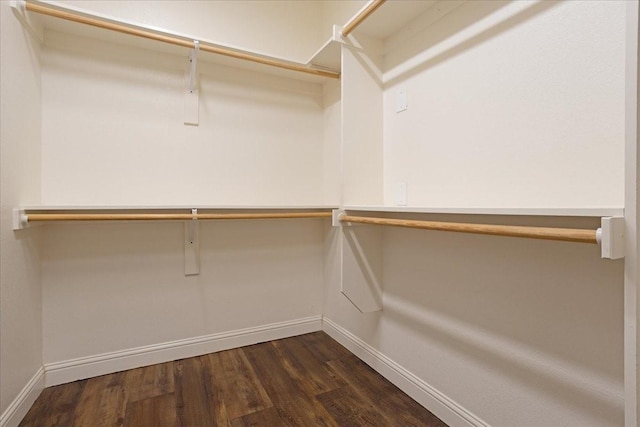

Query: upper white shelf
[308,0,466,73]
[343,205,624,218]
[17,0,457,83]
[17,0,340,83]
[352,0,439,40]
[19,205,338,212]
[307,31,342,71]
[20,205,623,218]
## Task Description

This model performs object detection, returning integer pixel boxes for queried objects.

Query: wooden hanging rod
[24,1,340,79]
[339,215,599,244]
[342,0,387,36]
[22,211,332,224]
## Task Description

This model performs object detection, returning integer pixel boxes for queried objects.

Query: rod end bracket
[13,209,28,231]
[600,216,624,259]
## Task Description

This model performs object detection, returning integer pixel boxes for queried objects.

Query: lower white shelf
[343,205,624,218]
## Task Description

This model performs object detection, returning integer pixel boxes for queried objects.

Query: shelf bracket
[334,209,383,312]
[184,40,200,126]
[341,222,383,313]
[598,216,625,259]
[184,208,200,275]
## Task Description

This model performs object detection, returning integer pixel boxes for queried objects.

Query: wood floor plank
[229,407,287,427]
[20,332,448,427]
[329,355,447,427]
[241,342,339,427]
[124,393,177,427]
[174,356,217,427]
[19,380,86,427]
[316,386,391,426]
[99,385,127,427]
[70,373,126,427]
[124,361,174,403]
[272,335,346,396]
[203,348,272,420]
[296,331,355,363]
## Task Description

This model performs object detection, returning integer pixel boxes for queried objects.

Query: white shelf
[343,205,624,218]
[20,205,338,212]
[22,0,340,84]
[307,37,342,71]
[352,0,439,41]
[307,0,458,73]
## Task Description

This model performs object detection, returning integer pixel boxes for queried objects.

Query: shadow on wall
[43,31,322,115]
[380,226,623,426]
[383,0,562,87]
[42,31,185,94]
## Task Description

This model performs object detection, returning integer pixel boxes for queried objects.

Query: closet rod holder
[333,212,625,259]
[342,0,387,37]
[337,214,597,243]
[16,211,332,227]
[21,0,340,79]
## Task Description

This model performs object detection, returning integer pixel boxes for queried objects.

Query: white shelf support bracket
[599,216,625,259]
[189,41,199,93]
[10,0,44,43]
[341,220,383,313]
[12,209,29,231]
[334,209,383,312]
[184,40,200,126]
[184,208,200,275]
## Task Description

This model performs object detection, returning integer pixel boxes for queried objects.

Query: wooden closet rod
[24,1,340,79]
[342,0,387,36]
[339,215,599,244]
[23,212,332,223]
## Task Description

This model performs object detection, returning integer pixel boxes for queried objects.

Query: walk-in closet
[1,0,639,426]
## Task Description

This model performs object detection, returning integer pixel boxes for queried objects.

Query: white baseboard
[0,367,44,427]
[322,317,490,427]
[45,315,322,387]
[6,316,484,427]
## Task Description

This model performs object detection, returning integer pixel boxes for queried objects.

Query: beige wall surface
[325,217,625,426]
[42,219,325,363]
[329,1,628,426]
[0,0,44,417]
[382,0,625,209]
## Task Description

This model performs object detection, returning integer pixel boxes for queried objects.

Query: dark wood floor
[20,332,447,426]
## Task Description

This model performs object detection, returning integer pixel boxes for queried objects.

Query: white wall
[325,216,625,426]
[342,43,384,205]
[382,0,625,209]
[35,0,330,386]
[0,0,44,421]
[325,1,627,426]
[323,79,342,205]
[40,31,325,206]
[42,218,325,364]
